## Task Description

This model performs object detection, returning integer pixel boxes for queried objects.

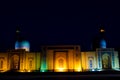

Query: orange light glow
[100,29,104,32]
[76,69,81,72]
[0,70,7,73]
[28,70,31,72]
[19,70,24,72]
[58,68,64,72]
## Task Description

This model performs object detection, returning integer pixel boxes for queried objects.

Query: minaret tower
[92,26,107,50]
[99,26,107,48]
[15,26,22,50]
[15,26,21,41]
[15,26,30,52]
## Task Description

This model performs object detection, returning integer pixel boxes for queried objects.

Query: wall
[35,52,41,71]
[81,51,97,71]
[45,45,81,72]
[114,51,119,69]
[25,52,36,71]
[0,53,8,72]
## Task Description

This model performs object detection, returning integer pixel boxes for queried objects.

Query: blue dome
[20,40,30,51]
[15,41,21,49]
[15,40,30,51]
[100,39,106,48]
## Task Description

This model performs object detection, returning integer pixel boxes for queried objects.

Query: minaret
[15,26,22,41]
[99,26,105,39]
[15,26,22,50]
[92,26,107,50]
[15,26,30,52]
[99,26,107,48]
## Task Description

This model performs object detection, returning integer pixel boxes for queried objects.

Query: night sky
[0,1,120,51]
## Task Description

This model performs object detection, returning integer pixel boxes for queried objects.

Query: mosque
[0,27,119,72]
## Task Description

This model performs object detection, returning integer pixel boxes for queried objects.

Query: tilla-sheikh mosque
[0,27,119,72]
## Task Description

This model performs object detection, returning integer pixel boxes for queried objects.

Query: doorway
[11,54,20,70]
[102,53,111,69]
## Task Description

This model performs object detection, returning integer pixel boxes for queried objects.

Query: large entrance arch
[102,53,111,69]
[11,54,20,70]
[54,52,68,72]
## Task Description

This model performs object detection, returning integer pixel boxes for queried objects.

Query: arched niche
[102,53,111,69]
[11,54,20,70]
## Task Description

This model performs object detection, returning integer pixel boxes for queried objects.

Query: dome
[15,40,30,52]
[20,40,30,51]
[100,39,106,48]
[15,41,21,49]
[15,27,30,51]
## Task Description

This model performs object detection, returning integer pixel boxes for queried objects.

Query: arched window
[88,57,94,69]
[11,54,19,69]
[58,59,63,68]
[89,60,92,69]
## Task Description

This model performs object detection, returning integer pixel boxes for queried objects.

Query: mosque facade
[0,27,119,72]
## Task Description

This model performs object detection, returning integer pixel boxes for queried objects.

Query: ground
[0,71,120,80]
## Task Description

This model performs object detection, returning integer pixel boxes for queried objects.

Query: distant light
[100,29,105,32]
[16,30,20,33]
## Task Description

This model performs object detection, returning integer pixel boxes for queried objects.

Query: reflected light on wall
[18,70,24,72]
[0,70,7,73]
[76,69,81,72]
[41,62,47,72]
[41,70,45,72]
[74,68,81,72]
[28,70,31,72]
[58,68,64,72]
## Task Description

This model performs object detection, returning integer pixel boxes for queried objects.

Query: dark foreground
[1,71,120,80]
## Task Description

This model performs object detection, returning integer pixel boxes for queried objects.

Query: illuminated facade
[0,45,119,72]
[0,27,119,72]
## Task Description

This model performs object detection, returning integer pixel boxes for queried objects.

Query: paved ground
[1,72,120,80]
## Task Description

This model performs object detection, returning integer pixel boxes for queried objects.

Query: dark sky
[0,1,120,51]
